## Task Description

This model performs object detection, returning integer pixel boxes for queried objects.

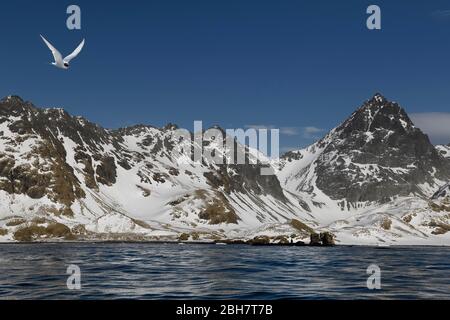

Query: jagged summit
[370,92,387,103]
[0,95,24,103]
[339,93,415,136]
[0,96,39,120]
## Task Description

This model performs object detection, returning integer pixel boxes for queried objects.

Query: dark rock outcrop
[432,183,450,200]
[320,232,335,246]
[309,232,335,246]
[310,233,321,246]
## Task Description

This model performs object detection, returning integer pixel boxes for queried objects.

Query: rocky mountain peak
[283,94,450,204]
[1,95,24,103]
[370,92,387,104]
[338,93,415,136]
[0,95,37,117]
[163,123,179,131]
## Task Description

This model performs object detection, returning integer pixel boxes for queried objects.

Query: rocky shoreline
[0,232,336,246]
[218,232,336,246]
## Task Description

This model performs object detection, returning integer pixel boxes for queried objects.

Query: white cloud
[432,9,450,18]
[431,9,450,23]
[302,126,325,139]
[244,125,276,131]
[280,127,301,136]
[410,112,450,145]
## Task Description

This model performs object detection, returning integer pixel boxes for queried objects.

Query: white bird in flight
[40,35,85,70]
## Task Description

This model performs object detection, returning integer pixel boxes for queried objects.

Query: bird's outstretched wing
[40,35,63,64]
[64,39,85,63]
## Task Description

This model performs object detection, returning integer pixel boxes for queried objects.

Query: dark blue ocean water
[0,243,449,299]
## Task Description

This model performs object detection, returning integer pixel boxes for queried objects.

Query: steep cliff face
[0,96,85,215]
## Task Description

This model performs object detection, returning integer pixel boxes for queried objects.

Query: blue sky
[1,0,450,150]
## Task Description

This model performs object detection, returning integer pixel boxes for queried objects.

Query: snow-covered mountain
[1,94,449,245]
[0,95,309,242]
[278,94,450,245]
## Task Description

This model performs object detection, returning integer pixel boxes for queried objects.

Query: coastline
[1,240,450,248]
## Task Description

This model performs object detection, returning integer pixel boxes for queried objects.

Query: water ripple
[0,243,449,299]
